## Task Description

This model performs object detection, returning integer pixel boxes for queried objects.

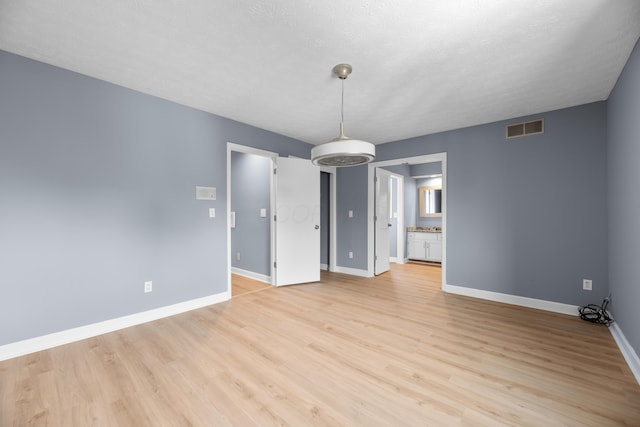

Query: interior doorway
[227,143,336,296]
[367,153,447,287]
[227,144,277,297]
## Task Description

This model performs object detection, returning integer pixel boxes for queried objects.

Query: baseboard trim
[442,283,579,316]
[389,257,397,263]
[231,267,271,284]
[320,263,329,271]
[333,266,371,278]
[0,291,230,361]
[609,322,640,385]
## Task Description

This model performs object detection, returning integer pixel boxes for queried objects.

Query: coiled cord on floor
[579,296,614,326]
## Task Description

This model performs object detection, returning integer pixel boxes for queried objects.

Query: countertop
[407,226,442,233]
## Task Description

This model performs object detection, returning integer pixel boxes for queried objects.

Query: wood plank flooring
[2,264,639,426]
[232,274,270,297]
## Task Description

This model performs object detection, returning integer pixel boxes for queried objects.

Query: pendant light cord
[341,78,345,124]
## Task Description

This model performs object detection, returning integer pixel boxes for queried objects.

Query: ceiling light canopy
[311,64,375,167]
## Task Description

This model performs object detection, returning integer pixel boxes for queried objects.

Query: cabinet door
[427,241,442,261]
[408,240,427,260]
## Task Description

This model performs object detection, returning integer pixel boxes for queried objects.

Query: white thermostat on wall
[195,186,216,200]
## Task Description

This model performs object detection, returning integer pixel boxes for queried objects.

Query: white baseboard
[389,257,397,263]
[320,263,329,271]
[333,266,372,278]
[231,267,271,284]
[0,291,230,362]
[609,322,640,385]
[442,283,579,316]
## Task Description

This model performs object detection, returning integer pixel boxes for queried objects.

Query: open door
[274,157,320,286]
[375,168,391,275]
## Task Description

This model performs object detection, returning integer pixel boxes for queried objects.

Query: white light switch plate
[260,208,267,217]
[348,210,353,218]
[209,208,216,218]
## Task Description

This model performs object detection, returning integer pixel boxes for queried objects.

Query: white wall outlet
[583,279,592,291]
[209,208,216,218]
[348,210,353,218]
[236,252,241,261]
[144,281,153,293]
[348,251,353,259]
[260,208,267,218]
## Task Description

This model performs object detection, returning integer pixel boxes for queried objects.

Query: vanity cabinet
[407,232,442,262]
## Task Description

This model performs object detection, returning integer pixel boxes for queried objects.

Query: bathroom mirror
[419,186,442,217]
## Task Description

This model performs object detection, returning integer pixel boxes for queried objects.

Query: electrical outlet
[583,279,592,291]
[348,251,353,259]
[144,281,153,293]
[236,252,241,261]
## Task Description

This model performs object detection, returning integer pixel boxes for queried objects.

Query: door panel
[275,157,320,286]
[375,168,391,275]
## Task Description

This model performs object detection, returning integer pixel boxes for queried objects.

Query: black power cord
[579,295,614,326]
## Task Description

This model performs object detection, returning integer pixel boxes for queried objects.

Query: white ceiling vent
[506,119,544,139]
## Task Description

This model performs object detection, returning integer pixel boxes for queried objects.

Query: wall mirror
[419,186,442,217]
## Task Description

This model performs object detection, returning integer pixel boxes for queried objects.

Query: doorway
[227,144,277,297]
[227,143,335,296]
[367,153,447,287]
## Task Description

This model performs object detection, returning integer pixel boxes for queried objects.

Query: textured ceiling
[1,0,639,145]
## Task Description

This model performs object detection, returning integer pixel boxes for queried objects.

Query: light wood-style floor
[2,264,639,426]
[232,274,271,297]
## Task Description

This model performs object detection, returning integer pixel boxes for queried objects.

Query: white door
[375,168,391,275]
[274,157,320,286]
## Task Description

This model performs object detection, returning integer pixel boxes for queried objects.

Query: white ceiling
[1,0,639,145]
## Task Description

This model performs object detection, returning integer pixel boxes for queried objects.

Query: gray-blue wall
[336,166,369,268]
[410,162,442,177]
[0,50,312,345]
[337,102,609,308]
[607,39,640,356]
[231,151,271,276]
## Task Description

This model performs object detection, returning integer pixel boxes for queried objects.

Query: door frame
[227,142,278,295]
[366,152,447,288]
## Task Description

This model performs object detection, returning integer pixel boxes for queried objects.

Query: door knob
[315,225,320,229]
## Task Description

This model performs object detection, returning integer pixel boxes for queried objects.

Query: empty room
[1,1,640,425]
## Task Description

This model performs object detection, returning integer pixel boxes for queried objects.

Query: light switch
[209,208,216,218]
[230,211,236,228]
[348,210,353,218]
[260,208,267,218]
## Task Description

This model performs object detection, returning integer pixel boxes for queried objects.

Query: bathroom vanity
[407,227,442,262]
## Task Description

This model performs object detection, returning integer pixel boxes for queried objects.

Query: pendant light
[311,64,375,167]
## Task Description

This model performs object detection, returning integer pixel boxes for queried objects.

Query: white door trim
[227,143,278,295]
[367,152,447,289]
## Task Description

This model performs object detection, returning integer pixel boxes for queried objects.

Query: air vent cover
[506,119,544,139]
